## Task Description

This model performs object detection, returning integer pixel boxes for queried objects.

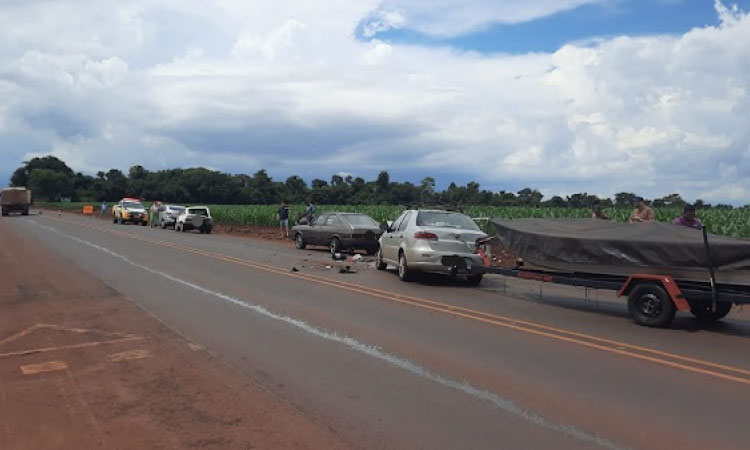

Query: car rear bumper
[404,249,484,274]
[341,238,380,249]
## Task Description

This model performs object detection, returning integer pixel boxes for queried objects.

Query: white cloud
[0,1,749,204]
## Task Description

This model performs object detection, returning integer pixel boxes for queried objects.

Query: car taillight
[414,231,438,241]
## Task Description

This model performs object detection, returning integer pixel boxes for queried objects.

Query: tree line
[8,156,740,209]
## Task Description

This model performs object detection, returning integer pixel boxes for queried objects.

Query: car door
[307,214,328,245]
[393,211,412,256]
[382,211,408,262]
[324,214,344,244]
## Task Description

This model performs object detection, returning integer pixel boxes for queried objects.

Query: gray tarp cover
[491,219,750,272]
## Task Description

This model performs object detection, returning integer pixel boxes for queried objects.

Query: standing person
[629,197,655,223]
[591,203,610,220]
[100,201,107,218]
[278,202,290,238]
[149,201,161,228]
[672,204,703,230]
[305,201,316,225]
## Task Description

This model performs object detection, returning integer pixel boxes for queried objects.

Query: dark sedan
[292,212,383,254]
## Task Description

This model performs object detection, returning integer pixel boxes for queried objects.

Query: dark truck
[1,187,32,216]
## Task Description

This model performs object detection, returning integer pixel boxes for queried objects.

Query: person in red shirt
[672,204,703,230]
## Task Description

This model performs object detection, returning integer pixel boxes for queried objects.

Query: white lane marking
[28,219,623,449]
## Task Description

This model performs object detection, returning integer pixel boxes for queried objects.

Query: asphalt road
[8,212,750,449]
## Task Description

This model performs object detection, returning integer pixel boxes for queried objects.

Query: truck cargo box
[1,187,32,216]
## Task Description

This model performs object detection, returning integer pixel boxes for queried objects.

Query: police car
[112,198,149,226]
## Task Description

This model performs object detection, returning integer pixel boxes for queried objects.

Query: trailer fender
[617,274,690,311]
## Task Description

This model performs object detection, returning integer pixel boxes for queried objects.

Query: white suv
[158,204,185,229]
[175,206,213,234]
[376,210,488,285]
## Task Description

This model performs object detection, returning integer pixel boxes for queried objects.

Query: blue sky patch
[359,1,735,54]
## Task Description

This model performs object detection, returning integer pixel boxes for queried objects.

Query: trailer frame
[452,259,750,327]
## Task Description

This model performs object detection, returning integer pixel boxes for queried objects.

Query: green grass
[35,202,750,238]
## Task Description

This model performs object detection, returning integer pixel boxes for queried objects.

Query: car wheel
[330,237,342,255]
[398,252,416,282]
[113,216,117,224]
[118,216,123,224]
[366,247,378,256]
[175,223,180,232]
[466,274,483,286]
[205,227,212,234]
[376,248,387,270]
[295,233,306,249]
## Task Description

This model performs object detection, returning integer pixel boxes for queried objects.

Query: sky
[1,0,749,203]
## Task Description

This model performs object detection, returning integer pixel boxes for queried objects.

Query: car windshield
[416,212,480,230]
[123,202,143,209]
[188,208,209,216]
[343,214,377,226]
[168,206,185,212]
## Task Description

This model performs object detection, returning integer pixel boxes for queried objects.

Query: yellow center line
[44,215,750,385]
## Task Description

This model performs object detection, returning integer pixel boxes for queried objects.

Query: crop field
[36,202,750,238]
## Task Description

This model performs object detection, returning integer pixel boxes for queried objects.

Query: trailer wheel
[627,284,675,328]
[689,301,732,322]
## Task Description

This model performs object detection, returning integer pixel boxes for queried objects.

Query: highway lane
[10,212,750,449]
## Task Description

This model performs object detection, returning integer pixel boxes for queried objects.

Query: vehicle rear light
[414,231,438,241]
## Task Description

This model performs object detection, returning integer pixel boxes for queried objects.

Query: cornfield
[36,202,750,239]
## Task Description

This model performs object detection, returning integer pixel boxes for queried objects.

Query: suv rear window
[416,212,479,230]
[188,208,209,216]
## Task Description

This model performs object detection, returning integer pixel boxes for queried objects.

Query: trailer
[442,230,750,328]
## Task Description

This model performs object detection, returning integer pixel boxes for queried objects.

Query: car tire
[175,223,180,232]
[376,248,387,270]
[627,284,676,328]
[141,221,147,226]
[466,274,483,286]
[205,227,212,234]
[113,216,117,224]
[330,237,342,255]
[689,301,732,322]
[118,216,124,225]
[398,252,416,282]
[366,247,378,256]
[295,233,306,249]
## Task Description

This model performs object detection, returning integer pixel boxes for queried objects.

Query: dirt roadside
[0,218,351,449]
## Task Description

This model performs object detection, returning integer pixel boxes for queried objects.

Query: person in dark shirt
[305,202,315,225]
[591,203,611,220]
[672,204,702,230]
[278,202,291,238]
